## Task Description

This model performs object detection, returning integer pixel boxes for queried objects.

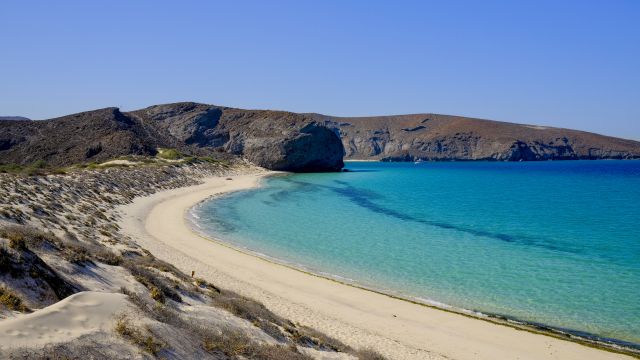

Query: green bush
[157,149,183,160]
[0,163,24,173]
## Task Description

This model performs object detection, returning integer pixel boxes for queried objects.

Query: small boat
[414,159,424,164]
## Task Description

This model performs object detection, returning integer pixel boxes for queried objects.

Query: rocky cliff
[308,113,640,161]
[130,103,344,172]
[0,103,344,172]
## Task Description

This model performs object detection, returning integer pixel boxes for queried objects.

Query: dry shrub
[115,315,163,356]
[201,328,312,360]
[123,260,182,303]
[355,348,387,360]
[194,277,221,293]
[211,291,350,352]
[0,224,123,267]
[149,286,165,303]
[0,286,29,312]
[0,225,54,249]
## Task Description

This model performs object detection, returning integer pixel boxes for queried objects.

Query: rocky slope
[310,113,640,161]
[2,103,639,168]
[0,117,30,121]
[0,103,344,172]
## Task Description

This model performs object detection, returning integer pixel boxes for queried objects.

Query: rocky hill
[310,113,640,161]
[0,103,344,172]
[2,103,639,170]
[0,116,30,121]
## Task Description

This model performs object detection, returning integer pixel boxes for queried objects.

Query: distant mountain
[1,103,639,171]
[0,116,30,121]
[309,113,640,161]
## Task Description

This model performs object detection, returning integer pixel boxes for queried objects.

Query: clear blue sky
[1,0,639,139]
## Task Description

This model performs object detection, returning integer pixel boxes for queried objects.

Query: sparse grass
[194,277,221,293]
[0,160,67,176]
[77,161,135,170]
[0,225,123,267]
[0,286,29,312]
[62,244,93,264]
[123,258,182,303]
[120,287,175,325]
[7,233,27,251]
[201,330,251,355]
[0,226,79,300]
[149,286,165,303]
[80,162,100,170]
[201,328,312,360]
[214,293,281,325]
[115,315,163,356]
[93,249,124,266]
[0,163,24,174]
[182,156,231,167]
[355,348,388,360]
[208,287,351,352]
[120,288,314,360]
[157,148,184,160]
[5,342,117,359]
[0,225,55,249]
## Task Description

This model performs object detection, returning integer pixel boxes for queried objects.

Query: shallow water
[192,161,640,345]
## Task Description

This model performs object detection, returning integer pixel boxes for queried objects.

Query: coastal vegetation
[157,148,184,160]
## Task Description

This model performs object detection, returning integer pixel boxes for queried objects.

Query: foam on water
[192,161,640,347]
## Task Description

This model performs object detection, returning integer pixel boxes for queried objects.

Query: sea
[190,160,640,347]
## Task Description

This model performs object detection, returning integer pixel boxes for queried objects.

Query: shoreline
[188,178,640,355]
[187,203,640,355]
[119,171,636,360]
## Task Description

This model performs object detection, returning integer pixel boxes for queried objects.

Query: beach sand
[120,173,633,360]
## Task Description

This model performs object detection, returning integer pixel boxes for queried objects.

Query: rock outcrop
[131,103,344,171]
[308,113,640,161]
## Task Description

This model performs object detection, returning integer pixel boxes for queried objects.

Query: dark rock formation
[0,103,344,172]
[308,113,640,161]
[131,103,344,172]
[0,107,159,166]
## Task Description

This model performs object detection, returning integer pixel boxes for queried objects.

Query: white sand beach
[119,173,633,360]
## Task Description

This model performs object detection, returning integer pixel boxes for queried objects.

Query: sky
[1,0,639,140]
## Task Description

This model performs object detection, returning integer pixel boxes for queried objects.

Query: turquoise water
[192,161,640,346]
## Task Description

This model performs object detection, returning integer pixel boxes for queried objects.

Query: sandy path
[119,173,632,360]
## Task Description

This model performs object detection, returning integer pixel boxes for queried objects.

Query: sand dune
[0,292,129,351]
[119,173,633,360]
